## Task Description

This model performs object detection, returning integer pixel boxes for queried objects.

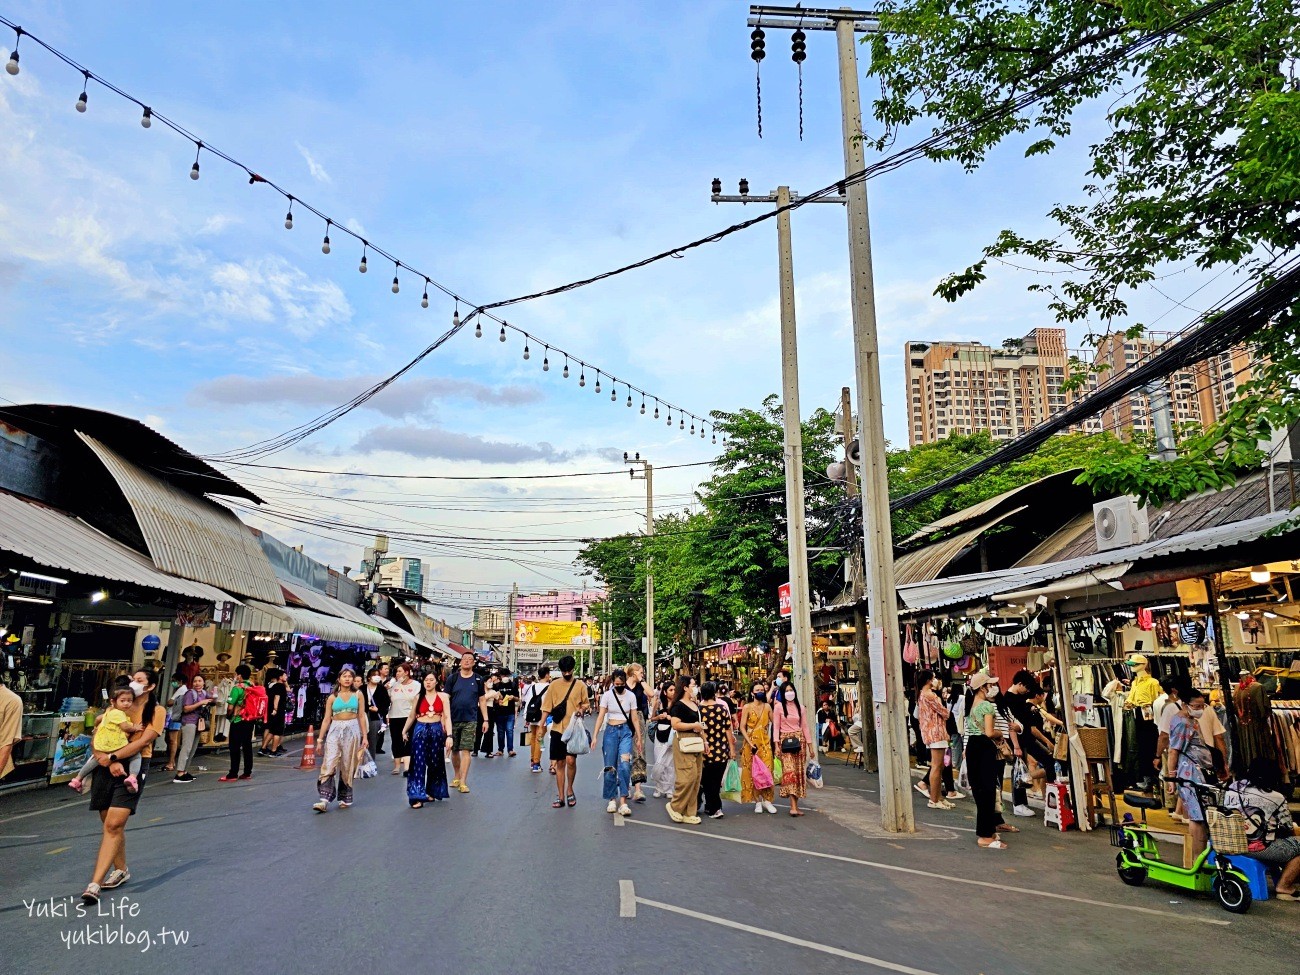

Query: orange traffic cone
[298,725,317,769]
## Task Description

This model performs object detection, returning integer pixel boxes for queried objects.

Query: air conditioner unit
[1093,496,1150,551]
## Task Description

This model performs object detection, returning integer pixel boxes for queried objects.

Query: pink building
[514,589,605,622]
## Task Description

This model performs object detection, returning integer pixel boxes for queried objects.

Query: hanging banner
[988,646,1030,689]
[513,620,599,645]
[778,583,792,618]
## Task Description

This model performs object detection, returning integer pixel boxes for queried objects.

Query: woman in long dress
[313,668,368,813]
[403,672,450,808]
[772,680,814,816]
[649,682,678,799]
[739,681,777,814]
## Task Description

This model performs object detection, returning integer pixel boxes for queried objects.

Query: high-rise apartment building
[905,328,1251,446]
[358,554,425,595]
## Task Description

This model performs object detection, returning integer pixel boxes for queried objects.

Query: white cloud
[296,143,332,184]
[202,256,352,338]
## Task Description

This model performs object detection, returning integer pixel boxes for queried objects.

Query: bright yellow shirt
[92,707,131,753]
[1127,673,1161,709]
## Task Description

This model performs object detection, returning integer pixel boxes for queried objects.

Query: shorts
[266,715,286,735]
[1248,836,1300,867]
[165,719,182,732]
[550,730,570,762]
[451,721,478,752]
[87,765,143,816]
[925,740,949,751]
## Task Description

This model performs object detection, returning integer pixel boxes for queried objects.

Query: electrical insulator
[791,29,806,64]
[738,178,750,196]
[711,177,721,195]
[750,27,766,62]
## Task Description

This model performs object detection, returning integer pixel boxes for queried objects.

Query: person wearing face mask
[772,680,814,816]
[915,670,954,810]
[740,683,777,813]
[965,671,1012,849]
[1168,685,1215,857]
[667,676,706,824]
[590,668,638,817]
[650,682,678,799]
[362,665,390,760]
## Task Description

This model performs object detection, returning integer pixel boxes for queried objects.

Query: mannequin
[1125,653,1162,790]
[179,645,203,688]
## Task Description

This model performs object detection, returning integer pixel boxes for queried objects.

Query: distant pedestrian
[650,682,678,799]
[521,664,551,773]
[698,681,733,819]
[492,669,519,758]
[363,665,390,759]
[540,655,590,809]
[219,665,256,782]
[386,662,419,776]
[590,668,637,817]
[475,675,500,757]
[313,668,368,813]
[70,686,144,795]
[773,679,813,817]
[163,672,186,771]
[740,682,777,814]
[965,672,1011,849]
[171,675,214,783]
[667,676,705,825]
[916,670,954,810]
[260,668,289,757]
[445,651,488,793]
[403,672,450,808]
[624,663,650,803]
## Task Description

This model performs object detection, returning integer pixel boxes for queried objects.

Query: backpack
[240,684,268,723]
[525,683,546,723]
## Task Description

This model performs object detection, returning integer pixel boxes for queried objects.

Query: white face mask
[986,686,999,699]
[370,676,381,683]
[784,690,796,701]
[1188,707,1205,718]
[129,680,146,696]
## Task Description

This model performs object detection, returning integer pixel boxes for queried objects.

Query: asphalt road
[1,742,1295,975]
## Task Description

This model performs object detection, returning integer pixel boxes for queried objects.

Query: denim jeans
[495,712,516,753]
[602,723,634,801]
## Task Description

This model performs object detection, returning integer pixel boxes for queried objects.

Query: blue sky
[0,2,1219,621]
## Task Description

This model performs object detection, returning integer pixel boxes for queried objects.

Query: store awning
[280,580,381,631]
[80,433,284,604]
[0,489,239,605]
[901,469,1084,544]
[239,600,383,647]
[389,601,450,656]
[894,507,1026,586]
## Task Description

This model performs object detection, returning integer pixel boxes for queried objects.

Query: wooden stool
[1077,727,1119,827]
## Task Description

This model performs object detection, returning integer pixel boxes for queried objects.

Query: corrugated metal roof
[898,507,1296,613]
[894,507,1026,585]
[81,434,284,604]
[0,489,238,604]
[241,600,382,646]
[390,602,457,658]
[279,580,379,631]
[901,469,1084,544]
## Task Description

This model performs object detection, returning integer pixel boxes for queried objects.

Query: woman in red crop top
[402,673,450,807]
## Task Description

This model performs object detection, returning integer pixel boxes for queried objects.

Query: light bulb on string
[667,411,673,427]
[5,30,19,75]
[626,392,632,408]
[452,304,460,330]
[140,106,152,128]
[611,385,617,402]
[712,432,717,444]
[579,369,586,388]
[690,421,695,435]
[359,242,368,273]
[75,72,89,112]
[563,357,570,379]
[321,220,331,254]
[542,348,550,371]
[284,198,294,230]
[594,374,602,394]
[654,401,660,420]
[391,264,400,293]
[421,279,430,309]
[522,337,531,361]
[498,324,507,342]
[190,142,202,180]
[640,396,646,415]
[679,417,685,430]
[475,319,482,338]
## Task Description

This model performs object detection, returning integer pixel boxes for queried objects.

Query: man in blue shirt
[444,651,488,794]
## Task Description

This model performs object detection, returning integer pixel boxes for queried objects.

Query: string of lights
[0,17,723,457]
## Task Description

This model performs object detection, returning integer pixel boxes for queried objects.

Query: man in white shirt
[520,664,551,773]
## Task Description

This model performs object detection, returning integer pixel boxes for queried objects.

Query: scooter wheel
[1115,853,1147,886]
[1212,874,1252,914]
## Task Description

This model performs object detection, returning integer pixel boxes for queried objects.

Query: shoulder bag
[676,706,705,754]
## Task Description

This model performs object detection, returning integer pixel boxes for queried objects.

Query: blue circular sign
[141,634,161,652]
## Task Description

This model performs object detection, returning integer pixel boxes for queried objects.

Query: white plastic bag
[562,716,590,756]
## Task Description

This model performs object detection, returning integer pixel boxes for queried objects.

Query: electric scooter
[1111,776,1253,914]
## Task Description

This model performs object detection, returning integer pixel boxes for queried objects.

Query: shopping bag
[631,754,648,785]
[653,754,676,794]
[750,754,774,791]
[721,759,742,800]
[772,757,784,785]
[358,749,379,779]
[806,760,824,789]
[562,716,591,756]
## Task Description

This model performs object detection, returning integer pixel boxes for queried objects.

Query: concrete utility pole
[1144,380,1178,462]
[711,180,845,761]
[506,582,517,672]
[840,385,878,771]
[626,452,655,703]
[747,5,914,831]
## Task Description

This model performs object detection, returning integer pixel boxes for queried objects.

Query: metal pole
[1144,380,1177,462]
[645,462,656,704]
[775,186,819,762]
[835,16,914,832]
[1051,606,1092,831]
[506,583,517,672]
[841,385,878,770]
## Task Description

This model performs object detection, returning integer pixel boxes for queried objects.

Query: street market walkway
[0,745,1293,975]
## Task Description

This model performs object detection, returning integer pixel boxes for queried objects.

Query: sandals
[566,794,577,807]
[552,799,566,809]
[410,801,424,809]
[996,824,1020,833]
[978,839,1010,850]
[789,810,805,817]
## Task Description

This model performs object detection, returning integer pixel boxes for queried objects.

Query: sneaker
[619,803,633,817]
[81,883,101,905]
[762,801,778,814]
[927,799,955,810]
[1013,804,1035,817]
[273,748,287,757]
[683,816,702,825]
[530,764,542,773]
[666,802,684,823]
[238,773,252,780]
[101,868,130,890]
[217,775,239,782]
[339,801,352,809]
[708,810,725,819]
[312,800,328,813]
[754,802,764,814]
[607,800,618,814]
[256,749,269,757]
[172,772,194,783]
[945,791,966,800]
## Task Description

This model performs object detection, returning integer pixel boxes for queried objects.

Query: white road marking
[0,833,39,838]
[614,811,625,826]
[922,821,976,833]
[625,820,1229,926]
[619,880,636,917]
[635,894,944,974]
[0,803,83,823]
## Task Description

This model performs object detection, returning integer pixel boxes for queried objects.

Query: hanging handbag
[994,736,1014,762]
[631,754,648,784]
[903,624,919,665]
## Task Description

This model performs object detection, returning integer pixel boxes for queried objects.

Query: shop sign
[514,620,599,645]
[717,640,746,661]
[778,583,792,618]
[825,647,852,660]
[515,647,543,664]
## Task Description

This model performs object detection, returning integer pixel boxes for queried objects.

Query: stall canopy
[0,489,238,605]
[239,600,383,647]
[388,601,453,658]
[280,580,383,631]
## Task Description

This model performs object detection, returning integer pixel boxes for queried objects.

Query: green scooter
[1111,777,1253,914]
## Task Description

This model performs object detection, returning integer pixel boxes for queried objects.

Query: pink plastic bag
[751,754,774,791]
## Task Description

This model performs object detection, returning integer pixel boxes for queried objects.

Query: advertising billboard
[513,620,600,646]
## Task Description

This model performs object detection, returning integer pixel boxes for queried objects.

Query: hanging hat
[1126,653,1148,667]
[216,652,232,663]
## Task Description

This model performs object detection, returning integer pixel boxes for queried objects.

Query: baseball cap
[969,671,999,691]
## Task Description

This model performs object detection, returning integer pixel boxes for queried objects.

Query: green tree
[868,0,1300,505]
